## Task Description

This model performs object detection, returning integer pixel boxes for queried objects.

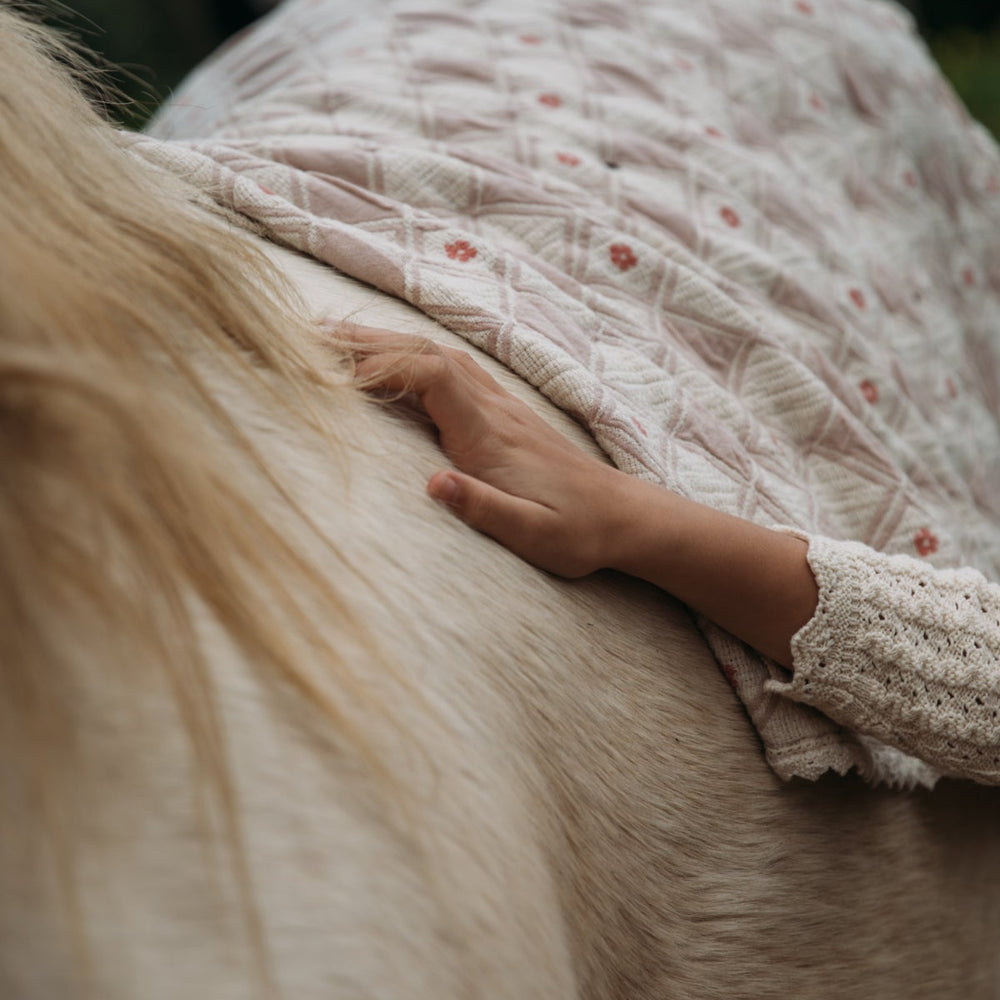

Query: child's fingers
[331,321,503,393]
[329,321,428,355]
[427,469,549,553]
[353,349,495,446]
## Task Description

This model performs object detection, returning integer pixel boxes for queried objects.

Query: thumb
[427,470,542,551]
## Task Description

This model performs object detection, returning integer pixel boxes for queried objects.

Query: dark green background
[39,0,1000,138]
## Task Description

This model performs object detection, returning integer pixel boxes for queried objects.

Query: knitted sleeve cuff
[764,528,1000,784]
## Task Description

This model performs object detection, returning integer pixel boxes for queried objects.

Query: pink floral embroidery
[860,379,878,403]
[849,288,866,309]
[913,527,939,557]
[445,240,477,262]
[557,151,581,166]
[519,33,542,44]
[538,93,562,108]
[609,243,638,271]
[719,205,741,228]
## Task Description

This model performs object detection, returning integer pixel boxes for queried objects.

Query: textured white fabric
[769,531,1000,784]
[135,0,1000,786]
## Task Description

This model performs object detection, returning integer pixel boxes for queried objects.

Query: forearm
[603,476,819,668]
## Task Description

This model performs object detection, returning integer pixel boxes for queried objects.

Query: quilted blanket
[141,0,1000,783]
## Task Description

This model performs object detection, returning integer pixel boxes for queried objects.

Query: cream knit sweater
[767,534,1000,785]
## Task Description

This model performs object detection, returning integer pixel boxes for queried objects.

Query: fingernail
[432,474,459,506]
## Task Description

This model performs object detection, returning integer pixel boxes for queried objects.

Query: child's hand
[337,323,818,667]
[339,325,628,578]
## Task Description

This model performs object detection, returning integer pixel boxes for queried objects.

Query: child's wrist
[599,476,684,579]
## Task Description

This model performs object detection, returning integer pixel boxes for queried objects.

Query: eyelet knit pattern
[766,534,1000,784]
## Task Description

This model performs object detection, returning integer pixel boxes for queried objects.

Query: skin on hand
[337,323,819,668]
[338,323,629,578]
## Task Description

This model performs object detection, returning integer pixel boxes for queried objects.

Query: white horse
[1,8,998,1000]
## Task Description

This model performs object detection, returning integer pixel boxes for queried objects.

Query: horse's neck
[0,241,630,1000]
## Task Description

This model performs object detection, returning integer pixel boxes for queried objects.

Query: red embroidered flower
[444,239,477,262]
[860,379,878,403]
[913,527,939,557]
[609,243,638,271]
[538,93,562,108]
[963,267,976,287]
[795,0,814,14]
[519,33,542,44]
[557,151,581,166]
[849,288,866,309]
[719,205,741,228]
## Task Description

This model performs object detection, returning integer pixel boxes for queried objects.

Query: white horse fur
[1,10,999,987]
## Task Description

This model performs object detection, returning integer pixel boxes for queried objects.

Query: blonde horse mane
[0,5,395,978]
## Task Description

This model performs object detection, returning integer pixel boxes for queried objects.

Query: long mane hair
[0,4,389,975]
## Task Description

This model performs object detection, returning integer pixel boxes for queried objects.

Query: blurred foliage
[917,0,997,35]
[37,0,1000,140]
[930,28,1000,139]
[41,0,256,128]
